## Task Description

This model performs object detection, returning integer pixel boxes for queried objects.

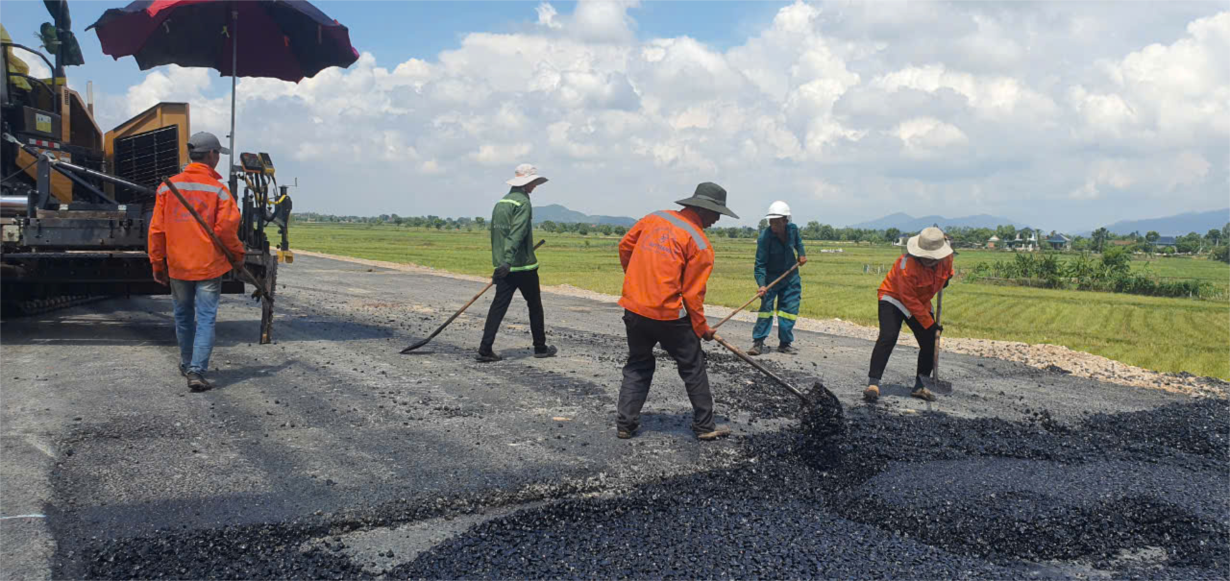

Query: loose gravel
[80,396,1227,580]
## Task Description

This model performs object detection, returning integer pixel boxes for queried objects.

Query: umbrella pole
[228,4,238,171]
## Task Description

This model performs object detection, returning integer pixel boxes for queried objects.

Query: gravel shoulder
[1,254,1224,580]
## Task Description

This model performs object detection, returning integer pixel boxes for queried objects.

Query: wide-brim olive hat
[675,182,739,219]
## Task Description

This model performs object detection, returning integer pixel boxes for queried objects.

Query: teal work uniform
[753,222,805,344]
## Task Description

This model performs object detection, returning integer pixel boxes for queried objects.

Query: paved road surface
[2,255,1224,579]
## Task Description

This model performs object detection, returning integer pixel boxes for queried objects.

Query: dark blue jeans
[169,277,221,374]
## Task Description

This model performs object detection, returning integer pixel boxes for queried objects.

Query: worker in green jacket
[477,164,558,362]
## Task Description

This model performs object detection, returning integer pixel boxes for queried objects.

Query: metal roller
[1,195,30,216]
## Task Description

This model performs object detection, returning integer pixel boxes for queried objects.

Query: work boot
[475,349,502,363]
[534,345,558,359]
[617,428,636,440]
[863,383,880,403]
[186,372,213,392]
[696,426,732,441]
[179,364,188,377]
[777,342,797,355]
[747,340,766,356]
[911,375,937,402]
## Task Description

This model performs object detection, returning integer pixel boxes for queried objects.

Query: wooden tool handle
[711,262,801,331]
[161,178,272,302]
[713,333,810,404]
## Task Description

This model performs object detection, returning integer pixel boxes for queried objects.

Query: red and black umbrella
[88,0,359,163]
[88,0,358,82]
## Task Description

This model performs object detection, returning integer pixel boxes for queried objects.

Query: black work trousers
[479,269,546,352]
[617,310,715,435]
[868,299,936,382]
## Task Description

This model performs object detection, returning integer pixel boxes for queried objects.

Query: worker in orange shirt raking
[864,226,955,403]
[615,182,738,441]
[148,132,245,392]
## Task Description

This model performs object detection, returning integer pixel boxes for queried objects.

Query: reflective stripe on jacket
[148,163,244,281]
[754,222,805,287]
[618,208,715,337]
[490,190,537,271]
[877,254,954,329]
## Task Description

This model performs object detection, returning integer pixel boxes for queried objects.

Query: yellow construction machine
[1,4,289,342]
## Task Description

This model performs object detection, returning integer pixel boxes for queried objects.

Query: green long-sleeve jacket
[755,222,805,286]
[490,189,538,271]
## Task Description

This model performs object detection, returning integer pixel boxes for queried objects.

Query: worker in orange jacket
[616,183,737,441]
[864,226,954,403]
[148,132,245,392]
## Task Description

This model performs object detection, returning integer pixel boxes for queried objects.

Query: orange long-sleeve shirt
[148,163,244,281]
[618,208,715,337]
[877,254,954,329]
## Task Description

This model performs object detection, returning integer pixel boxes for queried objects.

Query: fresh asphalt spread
[2,256,1226,580]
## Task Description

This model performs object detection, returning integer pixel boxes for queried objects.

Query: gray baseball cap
[187,132,230,155]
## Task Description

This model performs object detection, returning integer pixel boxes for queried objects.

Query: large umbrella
[88,0,359,168]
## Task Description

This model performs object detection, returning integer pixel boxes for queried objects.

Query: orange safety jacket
[148,163,244,281]
[618,208,715,337]
[877,254,954,329]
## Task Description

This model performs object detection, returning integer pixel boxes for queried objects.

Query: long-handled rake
[400,239,546,353]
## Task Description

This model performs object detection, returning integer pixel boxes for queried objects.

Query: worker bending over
[616,183,737,441]
[749,201,807,356]
[148,132,244,392]
[477,164,558,362]
[864,226,954,403]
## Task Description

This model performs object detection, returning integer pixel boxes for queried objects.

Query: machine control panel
[240,152,275,175]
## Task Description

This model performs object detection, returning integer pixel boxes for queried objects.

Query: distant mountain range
[848,212,1024,231]
[1091,208,1229,237]
[534,204,637,227]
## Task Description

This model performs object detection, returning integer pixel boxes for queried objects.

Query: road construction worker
[616,182,737,441]
[749,201,807,356]
[148,132,244,392]
[477,164,558,362]
[864,226,954,403]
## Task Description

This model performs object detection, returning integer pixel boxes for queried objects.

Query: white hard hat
[765,200,791,219]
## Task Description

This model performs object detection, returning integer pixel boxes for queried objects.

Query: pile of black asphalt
[81,387,1226,580]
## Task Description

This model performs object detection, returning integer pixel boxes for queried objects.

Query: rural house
[1046,234,1071,250]
[1155,236,1177,247]
[987,235,1000,249]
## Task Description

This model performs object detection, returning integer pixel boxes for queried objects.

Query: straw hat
[907,226,953,260]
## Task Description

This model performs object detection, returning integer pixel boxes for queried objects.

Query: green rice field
[291,224,1230,379]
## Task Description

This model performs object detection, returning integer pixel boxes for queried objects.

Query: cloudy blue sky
[2,0,1227,230]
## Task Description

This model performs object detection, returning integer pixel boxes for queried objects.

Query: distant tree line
[293,212,1230,260]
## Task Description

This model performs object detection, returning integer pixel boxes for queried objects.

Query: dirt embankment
[295,250,1228,399]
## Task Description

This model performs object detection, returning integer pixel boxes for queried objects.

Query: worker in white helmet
[748,201,807,355]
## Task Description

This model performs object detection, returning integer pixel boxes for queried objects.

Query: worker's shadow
[635,411,733,439]
[204,360,298,390]
[877,383,919,400]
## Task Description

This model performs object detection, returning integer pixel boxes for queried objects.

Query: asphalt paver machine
[1,3,290,342]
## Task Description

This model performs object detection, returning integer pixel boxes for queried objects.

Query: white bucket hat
[506,163,548,187]
[907,226,954,260]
